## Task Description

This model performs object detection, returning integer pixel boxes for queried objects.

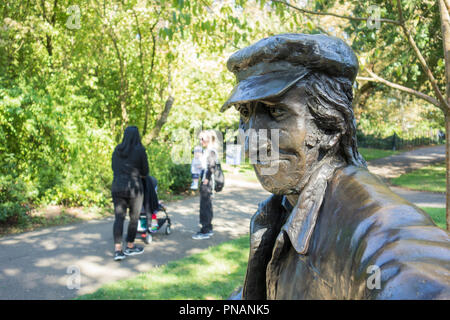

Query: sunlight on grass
[358,147,400,161]
[391,162,446,193]
[420,207,446,230]
[78,236,250,300]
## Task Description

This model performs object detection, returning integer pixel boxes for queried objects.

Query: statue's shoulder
[330,165,438,226]
[326,166,450,299]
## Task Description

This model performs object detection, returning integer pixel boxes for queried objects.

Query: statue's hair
[300,72,366,167]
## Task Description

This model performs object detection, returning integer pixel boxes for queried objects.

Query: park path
[0,179,270,300]
[0,145,445,300]
[367,144,446,208]
[367,145,445,179]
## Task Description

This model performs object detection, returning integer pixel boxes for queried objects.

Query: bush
[146,141,174,197]
[0,174,31,224]
[0,82,191,226]
[169,163,192,193]
[146,142,192,196]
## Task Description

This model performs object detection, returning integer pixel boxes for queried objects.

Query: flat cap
[221,33,359,111]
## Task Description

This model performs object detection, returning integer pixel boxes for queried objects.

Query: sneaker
[124,245,144,256]
[114,250,126,261]
[192,231,213,240]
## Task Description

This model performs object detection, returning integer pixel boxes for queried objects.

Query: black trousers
[199,183,213,233]
[112,193,143,245]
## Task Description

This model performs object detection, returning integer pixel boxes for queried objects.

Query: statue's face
[238,84,319,195]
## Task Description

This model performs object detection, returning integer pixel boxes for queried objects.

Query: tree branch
[357,69,440,107]
[272,0,401,25]
[274,0,448,111]
[395,0,448,111]
[144,95,174,144]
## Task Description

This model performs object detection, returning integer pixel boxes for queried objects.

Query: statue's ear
[319,131,342,150]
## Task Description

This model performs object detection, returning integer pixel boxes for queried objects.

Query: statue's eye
[268,107,285,119]
[239,104,251,123]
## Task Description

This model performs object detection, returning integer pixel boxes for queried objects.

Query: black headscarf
[116,126,143,158]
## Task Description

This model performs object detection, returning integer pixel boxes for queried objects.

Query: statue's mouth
[254,148,296,163]
[254,149,298,177]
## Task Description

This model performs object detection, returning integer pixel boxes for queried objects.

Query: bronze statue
[221,34,450,299]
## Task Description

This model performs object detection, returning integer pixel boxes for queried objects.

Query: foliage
[169,163,192,193]
[0,173,30,224]
[0,0,446,226]
[263,0,446,129]
[0,0,258,223]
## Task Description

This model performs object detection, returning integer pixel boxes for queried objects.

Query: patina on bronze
[222,33,450,299]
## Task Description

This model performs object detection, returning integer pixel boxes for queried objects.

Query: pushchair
[136,176,172,244]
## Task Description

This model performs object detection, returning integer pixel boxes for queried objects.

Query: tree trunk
[446,113,450,231]
[143,95,174,145]
[438,0,450,231]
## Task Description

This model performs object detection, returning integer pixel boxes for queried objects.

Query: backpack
[213,162,225,192]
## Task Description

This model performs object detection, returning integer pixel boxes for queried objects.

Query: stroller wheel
[165,225,171,235]
[145,232,153,244]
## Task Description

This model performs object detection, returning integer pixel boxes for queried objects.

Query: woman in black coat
[111,126,149,261]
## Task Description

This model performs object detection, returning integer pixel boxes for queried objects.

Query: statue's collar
[279,159,344,255]
[281,196,294,213]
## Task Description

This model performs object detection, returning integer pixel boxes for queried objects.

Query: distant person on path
[438,129,445,143]
[190,145,203,190]
[192,130,218,240]
[111,126,148,261]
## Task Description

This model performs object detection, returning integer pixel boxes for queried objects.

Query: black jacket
[111,145,149,198]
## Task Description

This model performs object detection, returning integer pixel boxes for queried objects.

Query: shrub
[0,174,31,224]
[146,141,175,197]
[169,163,192,193]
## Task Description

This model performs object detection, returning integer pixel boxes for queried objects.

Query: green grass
[358,147,400,162]
[390,162,446,193]
[420,207,446,230]
[78,235,250,300]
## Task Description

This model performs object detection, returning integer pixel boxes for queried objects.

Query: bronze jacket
[242,165,450,299]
